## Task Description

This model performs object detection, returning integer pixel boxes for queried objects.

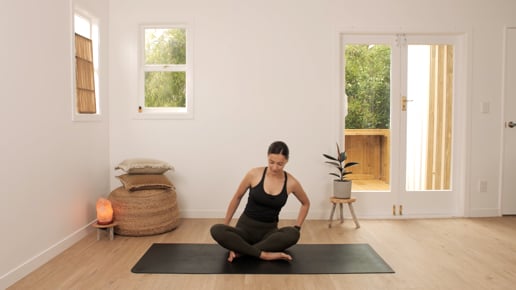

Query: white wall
[0,0,110,288]
[109,0,516,220]
[108,0,338,219]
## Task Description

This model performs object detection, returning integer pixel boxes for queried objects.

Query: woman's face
[267,153,288,175]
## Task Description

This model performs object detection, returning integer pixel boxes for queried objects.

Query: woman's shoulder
[286,171,302,191]
[245,167,265,187]
[245,167,266,179]
[285,170,298,181]
[247,166,265,175]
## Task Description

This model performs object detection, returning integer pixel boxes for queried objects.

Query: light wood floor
[8,217,516,290]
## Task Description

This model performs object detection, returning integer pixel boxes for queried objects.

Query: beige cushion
[115,158,174,174]
[117,174,174,191]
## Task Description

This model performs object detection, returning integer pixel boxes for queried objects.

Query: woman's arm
[289,176,310,228]
[223,170,254,225]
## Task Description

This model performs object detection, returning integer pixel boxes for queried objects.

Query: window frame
[71,10,102,122]
[135,24,194,120]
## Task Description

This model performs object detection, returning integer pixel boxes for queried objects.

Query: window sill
[132,111,194,120]
[72,113,103,122]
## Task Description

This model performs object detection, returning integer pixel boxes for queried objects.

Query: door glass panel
[406,44,453,191]
[344,44,391,191]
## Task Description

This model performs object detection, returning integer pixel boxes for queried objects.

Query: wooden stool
[329,197,360,228]
[93,222,118,240]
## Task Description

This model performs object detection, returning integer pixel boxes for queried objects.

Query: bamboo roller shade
[75,33,96,114]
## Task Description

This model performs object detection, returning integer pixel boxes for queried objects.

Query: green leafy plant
[345,44,390,129]
[323,143,359,181]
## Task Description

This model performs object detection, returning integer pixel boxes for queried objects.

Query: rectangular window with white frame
[73,11,101,121]
[137,25,193,119]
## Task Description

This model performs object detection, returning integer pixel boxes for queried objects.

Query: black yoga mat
[131,243,394,274]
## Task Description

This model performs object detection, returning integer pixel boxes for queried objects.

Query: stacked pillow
[109,158,180,236]
[115,158,174,191]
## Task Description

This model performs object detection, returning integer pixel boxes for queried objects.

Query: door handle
[507,121,516,128]
[402,96,413,111]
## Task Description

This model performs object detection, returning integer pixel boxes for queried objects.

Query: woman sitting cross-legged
[210,141,310,262]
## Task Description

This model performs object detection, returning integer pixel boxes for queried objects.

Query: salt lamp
[96,198,113,225]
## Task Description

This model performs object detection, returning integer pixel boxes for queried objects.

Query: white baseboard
[0,221,96,290]
[468,208,501,217]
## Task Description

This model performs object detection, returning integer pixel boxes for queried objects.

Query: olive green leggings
[210,213,300,258]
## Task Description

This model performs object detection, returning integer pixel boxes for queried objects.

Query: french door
[341,33,465,218]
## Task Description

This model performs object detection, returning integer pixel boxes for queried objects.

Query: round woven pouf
[108,186,180,236]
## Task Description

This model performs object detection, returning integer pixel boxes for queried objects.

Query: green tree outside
[144,28,186,108]
[344,44,391,129]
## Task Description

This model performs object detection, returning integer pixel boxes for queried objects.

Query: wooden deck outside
[351,178,390,191]
[346,129,390,190]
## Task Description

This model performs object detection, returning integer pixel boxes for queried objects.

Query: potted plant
[323,143,359,198]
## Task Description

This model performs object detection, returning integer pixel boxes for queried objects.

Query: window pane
[145,28,186,65]
[345,44,390,130]
[145,71,186,107]
[406,44,453,191]
[75,33,96,114]
[344,44,391,191]
[74,14,90,38]
[73,13,101,118]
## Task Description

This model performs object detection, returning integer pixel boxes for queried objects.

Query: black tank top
[243,167,288,222]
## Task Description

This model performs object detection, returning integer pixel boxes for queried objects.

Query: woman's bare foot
[259,251,292,261]
[227,250,240,262]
